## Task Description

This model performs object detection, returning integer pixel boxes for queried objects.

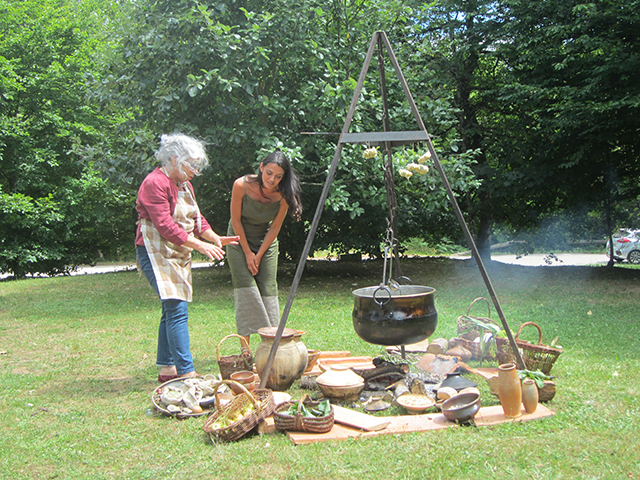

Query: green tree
[0,0,133,277]
[397,0,508,260]
[95,0,481,260]
[493,0,640,256]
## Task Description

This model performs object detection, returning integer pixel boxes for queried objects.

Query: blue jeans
[136,246,194,375]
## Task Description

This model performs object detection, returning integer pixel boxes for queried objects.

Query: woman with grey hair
[136,134,238,382]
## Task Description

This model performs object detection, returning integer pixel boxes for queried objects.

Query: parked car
[606,228,640,264]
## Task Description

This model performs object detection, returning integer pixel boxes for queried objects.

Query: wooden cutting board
[317,356,375,371]
[332,405,390,431]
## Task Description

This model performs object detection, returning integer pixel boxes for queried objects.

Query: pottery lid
[439,372,477,391]
[257,327,296,339]
[316,365,365,388]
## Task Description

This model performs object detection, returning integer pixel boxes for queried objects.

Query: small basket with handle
[456,297,500,361]
[203,380,263,443]
[496,322,562,375]
[216,334,253,380]
[273,394,334,434]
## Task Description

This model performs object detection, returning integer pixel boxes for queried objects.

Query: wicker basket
[496,322,562,375]
[251,388,276,423]
[273,394,334,434]
[217,334,253,380]
[455,297,499,361]
[203,380,262,443]
[457,297,496,339]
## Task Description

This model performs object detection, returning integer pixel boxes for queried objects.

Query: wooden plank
[332,405,391,431]
[317,356,375,372]
[285,404,555,445]
[318,351,351,359]
[340,131,429,146]
[386,338,430,354]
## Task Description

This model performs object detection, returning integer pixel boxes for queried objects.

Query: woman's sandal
[158,373,180,383]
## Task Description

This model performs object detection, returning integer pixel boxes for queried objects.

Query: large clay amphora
[292,330,309,378]
[255,327,304,391]
[498,363,522,418]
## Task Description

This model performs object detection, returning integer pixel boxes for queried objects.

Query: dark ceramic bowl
[441,392,481,423]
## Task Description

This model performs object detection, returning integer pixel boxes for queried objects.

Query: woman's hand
[245,251,261,276]
[183,234,228,261]
[218,235,240,247]
[195,240,226,261]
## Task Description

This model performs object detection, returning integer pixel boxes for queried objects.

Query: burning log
[354,358,410,391]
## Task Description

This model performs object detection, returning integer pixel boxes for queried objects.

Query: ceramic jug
[521,378,539,414]
[498,363,522,418]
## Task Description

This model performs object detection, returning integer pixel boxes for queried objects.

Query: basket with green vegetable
[455,297,502,362]
[273,394,334,434]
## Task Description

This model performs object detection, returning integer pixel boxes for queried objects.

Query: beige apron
[139,181,200,302]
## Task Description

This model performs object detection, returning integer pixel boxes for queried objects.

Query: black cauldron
[352,285,438,346]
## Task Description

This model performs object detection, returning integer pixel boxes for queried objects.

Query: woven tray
[273,395,334,434]
[496,322,562,375]
[152,377,216,419]
[217,334,253,380]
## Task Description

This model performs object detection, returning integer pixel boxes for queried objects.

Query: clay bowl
[396,394,436,414]
[229,371,256,394]
[441,392,481,423]
[317,383,364,402]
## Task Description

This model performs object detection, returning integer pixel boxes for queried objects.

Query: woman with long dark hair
[226,151,302,342]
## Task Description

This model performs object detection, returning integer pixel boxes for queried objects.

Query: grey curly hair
[154,133,209,174]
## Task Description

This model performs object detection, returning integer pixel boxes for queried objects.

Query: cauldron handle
[396,275,412,285]
[373,285,392,306]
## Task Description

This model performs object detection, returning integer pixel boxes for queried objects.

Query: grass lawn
[1,256,639,479]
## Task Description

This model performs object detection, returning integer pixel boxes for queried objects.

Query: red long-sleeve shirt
[135,167,211,247]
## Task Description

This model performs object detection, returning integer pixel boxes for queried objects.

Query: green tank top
[227,178,281,253]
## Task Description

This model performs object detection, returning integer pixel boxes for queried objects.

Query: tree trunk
[604,190,615,268]
[476,202,493,263]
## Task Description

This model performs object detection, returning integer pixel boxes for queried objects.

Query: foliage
[92,0,481,260]
[5,0,640,272]
[0,168,134,277]
[0,0,134,276]
[492,0,640,244]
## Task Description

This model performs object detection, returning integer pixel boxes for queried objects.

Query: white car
[606,228,640,264]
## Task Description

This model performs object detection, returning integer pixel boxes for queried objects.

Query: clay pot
[316,365,364,402]
[436,386,458,401]
[441,392,481,423]
[522,378,539,414]
[255,327,305,391]
[304,349,321,373]
[498,363,522,418]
